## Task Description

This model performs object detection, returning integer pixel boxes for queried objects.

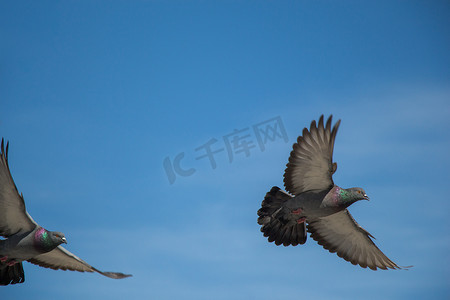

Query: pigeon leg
[0,256,7,263]
[297,217,306,224]
[6,259,17,266]
[291,208,303,215]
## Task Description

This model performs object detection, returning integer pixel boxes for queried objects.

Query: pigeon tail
[257,186,307,246]
[0,262,25,285]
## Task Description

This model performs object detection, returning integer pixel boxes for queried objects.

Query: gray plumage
[0,139,131,285]
[257,115,409,270]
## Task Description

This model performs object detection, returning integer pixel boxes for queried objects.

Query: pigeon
[257,115,410,270]
[0,139,132,285]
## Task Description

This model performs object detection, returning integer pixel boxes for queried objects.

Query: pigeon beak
[61,237,67,244]
[363,194,370,201]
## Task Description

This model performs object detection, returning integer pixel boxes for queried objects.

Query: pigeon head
[339,187,369,207]
[34,228,67,252]
[345,187,369,201]
[50,231,67,245]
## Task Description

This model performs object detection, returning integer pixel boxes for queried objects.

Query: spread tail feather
[257,186,307,246]
[0,262,25,285]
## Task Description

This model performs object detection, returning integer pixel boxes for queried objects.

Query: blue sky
[1,1,449,299]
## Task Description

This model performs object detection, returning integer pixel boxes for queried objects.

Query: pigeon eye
[357,191,361,194]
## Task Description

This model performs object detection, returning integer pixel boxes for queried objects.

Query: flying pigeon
[0,139,132,285]
[257,115,409,270]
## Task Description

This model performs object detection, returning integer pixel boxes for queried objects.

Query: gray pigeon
[0,139,131,285]
[257,115,409,270]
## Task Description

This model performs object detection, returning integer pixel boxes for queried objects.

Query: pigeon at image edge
[0,139,132,285]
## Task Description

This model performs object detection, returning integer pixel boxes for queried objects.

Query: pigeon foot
[292,208,303,215]
[7,259,17,266]
[297,217,306,224]
[0,256,8,263]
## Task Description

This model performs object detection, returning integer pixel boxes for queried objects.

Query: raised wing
[283,115,340,195]
[27,245,132,279]
[0,139,37,237]
[307,210,404,270]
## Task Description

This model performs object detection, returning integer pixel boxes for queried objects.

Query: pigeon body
[0,139,131,285]
[0,228,66,262]
[257,115,408,270]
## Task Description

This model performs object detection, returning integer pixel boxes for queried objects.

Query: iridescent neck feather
[33,228,58,252]
[321,186,361,209]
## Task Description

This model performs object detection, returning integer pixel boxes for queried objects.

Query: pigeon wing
[27,245,132,279]
[307,209,402,270]
[0,139,37,237]
[283,115,340,195]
